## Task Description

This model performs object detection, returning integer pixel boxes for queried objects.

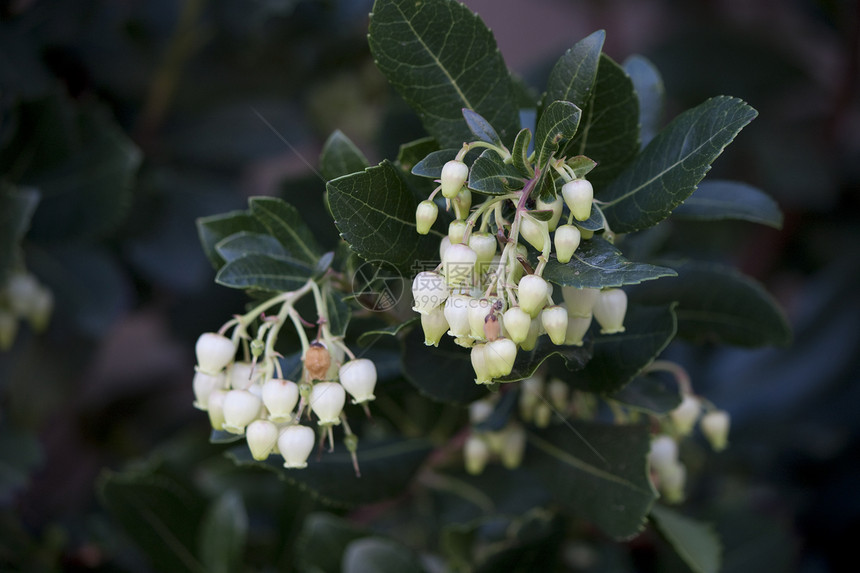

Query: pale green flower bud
[520,317,541,351]
[534,401,552,428]
[448,219,467,244]
[441,159,469,198]
[541,306,568,345]
[548,378,569,411]
[468,232,497,264]
[554,225,581,264]
[517,275,549,317]
[470,343,491,384]
[561,179,593,221]
[503,306,531,344]
[519,214,546,252]
[421,304,449,346]
[455,186,472,213]
[536,195,564,232]
[415,200,438,235]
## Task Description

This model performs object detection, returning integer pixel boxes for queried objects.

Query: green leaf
[215,254,313,292]
[197,211,267,269]
[600,96,758,233]
[534,100,582,167]
[402,327,488,404]
[214,232,288,264]
[528,422,657,539]
[612,373,682,415]
[342,537,425,573]
[198,491,248,573]
[297,513,370,573]
[672,179,783,228]
[651,505,722,573]
[566,155,597,179]
[627,260,791,347]
[497,336,592,384]
[249,197,323,265]
[511,128,534,177]
[357,317,418,346]
[462,108,503,147]
[320,130,370,181]
[565,54,639,189]
[623,55,664,147]
[468,149,526,195]
[572,204,605,232]
[543,237,677,288]
[542,30,605,114]
[327,160,442,275]
[227,437,432,506]
[411,148,459,179]
[0,184,39,283]
[577,304,677,394]
[325,284,351,337]
[397,137,439,172]
[368,0,520,148]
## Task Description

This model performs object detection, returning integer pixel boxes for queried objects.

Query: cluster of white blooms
[192,281,376,472]
[463,397,527,475]
[0,271,54,351]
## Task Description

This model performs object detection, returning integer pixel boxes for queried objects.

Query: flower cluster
[192,279,375,473]
[0,271,53,351]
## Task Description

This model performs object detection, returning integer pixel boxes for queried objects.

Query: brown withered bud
[483,313,501,342]
[303,341,331,382]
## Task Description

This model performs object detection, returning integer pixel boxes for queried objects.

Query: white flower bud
[467,298,495,340]
[442,243,478,287]
[503,307,531,344]
[445,294,472,337]
[541,306,568,345]
[470,343,491,384]
[561,179,594,221]
[561,287,599,318]
[548,378,569,411]
[468,232,497,264]
[415,200,438,235]
[554,225,581,264]
[593,289,627,334]
[228,361,262,390]
[517,275,549,317]
[564,314,592,346]
[441,159,469,198]
[448,219,467,244]
[499,424,527,469]
[701,410,730,451]
[278,424,315,469]
[262,378,299,423]
[309,382,345,425]
[0,310,18,351]
[648,435,679,470]
[670,395,702,435]
[421,304,449,347]
[520,317,541,351]
[222,389,263,434]
[207,389,228,430]
[195,332,236,375]
[193,370,226,410]
[469,399,495,424]
[464,434,490,475]
[486,338,517,378]
[536,195,564,232]
[519,214,546,251]
[412,271,449,315]
[246,419,278,460]
[6,272,40,317]
[339,359,377,404]
[439,235,452,260]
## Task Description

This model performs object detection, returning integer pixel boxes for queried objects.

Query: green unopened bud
[416,200,438,235]
[701,410,730,451]
[441,160,469,198]
[448,220,467,244]
[536,195,564,231]
[561,179,594,221]
[503,306,531,344]
[659,461,686,504]
[468,232,497,264]
[519,214,546,251]
[344,433,359,453]
[554,225,581,264]
[592,288,627,334]
[541,306,568,345]
[455,187,472,214]
[250,339,265,358]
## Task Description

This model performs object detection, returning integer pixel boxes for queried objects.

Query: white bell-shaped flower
[554,225,582,264]
[222,389,263,434]
[228,361,262,390]
[670,395,701,436]
[564,314,592,346]
[499,424,527,469]
[195,332,236,375]
[444,294,472,337]
[520,318,541,351]
[246,419,279,460]
[441,159,469,198]
[421,304,449,346]
[411,271,449,315]
[592,288,627,334]
[464,434,490,475]
[470,343,491,384]
[442,243,478,287]
[503,306,531,344]
[519,214,546,251]
[561,286,599,318]
[339,359,377,404]
[536,195,564,231]
[278,424,315,469]
[517,275,549,317]
[541,306,568,345]
[456,186,472,213]
[415,200,438,235]
[467,298,495,340]
[310,382,346,425]
[193,370,226,410]
[658,461,686,504]
[207,389,228,431]
[561,179,593,221]
[486,338,517,378]
[439,235,452,260]
[262,378,299,423]
[701,410,731,451]
[468,232,497,264]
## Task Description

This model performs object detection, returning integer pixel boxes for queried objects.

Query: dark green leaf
[209,430,244,444]
[651,505,722,573]
[543,237,677,288]
[357,317,418,346]
[227,437,432,506]
[463,108,503,147]
[320,130,370,181]
[535,101,581,167]
[324,283,351,338]
[672,179,783,228]
[511,128,534,177]
[397,137,439,172]
[368,0,520,147]
[215,232,288,264]
[0,428,43,504]
[623,55,664,148]
[612,373,682,415]
[572,204,605,232]
[497,336,592,383]
[327,161,442,275]
[402,327,487,404]
[0,184,39,282]
[197,211,267,269]
[542,30,605,114]
[297,513,370,573]
[627,260,791,347]
[526,209,554,222]
[468,150,526,195]
[198,491,248,573]
[577,304,677,394]
[249,197,323,265]
[566,155,597,179]
[411,148,459,179]
[215,254,313,292]
[528,422,657,539]
[342,537,425,573]
[600,97,758,233]
[565,54,639,189]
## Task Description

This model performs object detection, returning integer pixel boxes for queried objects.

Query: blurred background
[0,0,858,571]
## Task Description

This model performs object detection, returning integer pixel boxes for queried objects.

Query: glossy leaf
[401,327,488,404]
[577,304,677,394]
[565,54,639,189]
[297,513,370,573]
[534,100,582,167]
[463,108,503,147]
[397,137,439,172]
[368,0,520,147]
[651,505,722,573]
[511,128,534,177]
[411,149,459,179]
[357,317,418,346]
[612,372,682,415]
[627,260,791,347]
[198,491,248,573]
[249,197,322,265]
[325,284,351,337]
[543,237,676,288]
[623,55,664,147]
[566,155,597,179]
[320,130,370,181]
[572,204,605,232]
[542,30,605,115]
[215,253,313,292]
[528,422,657,539]
[215,231,288,264]
[328,160,443,275]
[497,334,592,384]
[672,179,783,228]
[0,184,39,282]
[600,96,758,233]
[468,149,526,195]
[197,211,267,269]
[342,537,425,573]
